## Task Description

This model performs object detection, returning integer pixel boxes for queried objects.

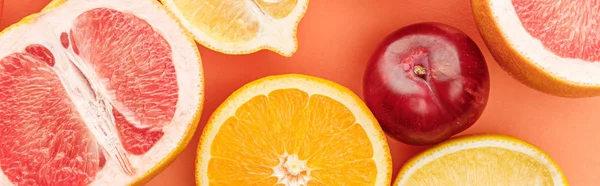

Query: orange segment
[303,124,374,168]
[266,89,309,154]
[311,159,378,185]
[295,94,356,157]
[196,74,392,186]
[210,97,281,166]
[253,0,299,19]
[208,157,277,185]
[307,180,327,186]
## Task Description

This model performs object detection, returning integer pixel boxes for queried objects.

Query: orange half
[196,74,392,185]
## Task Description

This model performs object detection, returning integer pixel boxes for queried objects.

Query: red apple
[363,22,490,145]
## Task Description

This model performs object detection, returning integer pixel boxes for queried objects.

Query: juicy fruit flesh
[254,0,298,19]
[405,147,553,185]
[208,88,378,185]
[512,0,600,62]
[0,51,102,186]
[70,8,176,155]
[173,0,259,43]
[0,7,177,185]
[171,0,297,43]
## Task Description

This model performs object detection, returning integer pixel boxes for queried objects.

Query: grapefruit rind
[0,0,204,185]
[195,74,392,185]
[471,0,600,97]
[394,134,569,186]
[160,0,309,57]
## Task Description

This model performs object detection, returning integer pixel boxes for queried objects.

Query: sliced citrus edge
[471,0,600,98]
[0,0,205,185]
[159,0,309,57]
[394,134,569,186]
[195,74,392,185]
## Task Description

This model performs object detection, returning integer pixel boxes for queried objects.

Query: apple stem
[414,65,427,79]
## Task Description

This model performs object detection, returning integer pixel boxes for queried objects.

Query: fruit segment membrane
[512,0,600,62]
[0,8,177,185]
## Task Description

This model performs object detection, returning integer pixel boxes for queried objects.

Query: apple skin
[363,22,490,146]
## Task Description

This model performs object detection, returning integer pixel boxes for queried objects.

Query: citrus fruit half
[0,0,204,185]
[471,0,600,98]
[160,0,309,57]
[395,134,568,185]
[196,74,392,185]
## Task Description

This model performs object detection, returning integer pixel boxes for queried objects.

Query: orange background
[1,0,597,185]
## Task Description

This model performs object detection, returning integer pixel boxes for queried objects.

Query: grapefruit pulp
[472,0,600,97]
[0,0,204,185]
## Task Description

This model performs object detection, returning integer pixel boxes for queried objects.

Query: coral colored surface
[1,0,598,185]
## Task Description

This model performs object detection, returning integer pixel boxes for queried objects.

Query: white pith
[197,75,390,186]
[490,0,600,85]
[395,137,567,186]
[0,0,203,185]
[161,0,308,56]
[272,154,310,185]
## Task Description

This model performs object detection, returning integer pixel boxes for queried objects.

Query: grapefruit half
[472,0,600,97]
[0,0,204,185]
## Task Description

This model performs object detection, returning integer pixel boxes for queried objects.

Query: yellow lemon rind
[159,0,310,57]
[394,134,569,186]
